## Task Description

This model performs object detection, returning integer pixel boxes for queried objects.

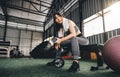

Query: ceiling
[0,0,53,32]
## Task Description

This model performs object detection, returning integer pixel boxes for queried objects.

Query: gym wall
[0,26,42,56]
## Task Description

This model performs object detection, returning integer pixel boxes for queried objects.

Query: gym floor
[0,58,119,77]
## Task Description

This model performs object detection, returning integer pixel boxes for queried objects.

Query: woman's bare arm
[60,20,76,42]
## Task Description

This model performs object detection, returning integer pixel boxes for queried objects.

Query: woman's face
[55,14,63,24]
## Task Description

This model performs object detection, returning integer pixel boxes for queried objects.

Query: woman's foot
[68,61,80,72]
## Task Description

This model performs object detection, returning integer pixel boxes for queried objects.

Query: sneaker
[46,60,55,66]
[68,61,80,72]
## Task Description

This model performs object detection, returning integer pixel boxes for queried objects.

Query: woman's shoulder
[64,17,71,21]
[68,19,76,26]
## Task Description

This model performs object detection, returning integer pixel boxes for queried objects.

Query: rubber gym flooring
[0,58,119,77]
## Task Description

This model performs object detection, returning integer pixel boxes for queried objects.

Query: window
[83,1,120,37]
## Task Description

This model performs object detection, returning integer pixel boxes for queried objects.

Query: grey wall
[0,26,42,56]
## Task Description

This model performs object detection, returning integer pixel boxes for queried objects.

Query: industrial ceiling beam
[23,0,50,8]
[29,1,48,14]
[6,3,48,16]
[24,0,50,14]
[0,14,43,27]
[37,0,51,5]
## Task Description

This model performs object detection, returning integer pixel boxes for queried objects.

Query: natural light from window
[84,1,120,37]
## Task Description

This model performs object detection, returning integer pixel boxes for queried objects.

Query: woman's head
[53,12,63,32]
[53,12,63,24]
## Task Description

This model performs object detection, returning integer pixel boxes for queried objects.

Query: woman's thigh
[76,37,89,45]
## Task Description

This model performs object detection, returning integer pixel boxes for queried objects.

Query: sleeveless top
[58,17,81,37]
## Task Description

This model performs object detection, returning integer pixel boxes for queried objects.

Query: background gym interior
[0,0,120,77]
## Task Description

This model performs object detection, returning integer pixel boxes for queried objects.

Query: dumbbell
[51,37,57,43]
[51,37,65,68]
[54,58,65,68]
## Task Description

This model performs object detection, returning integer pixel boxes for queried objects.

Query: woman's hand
[56,38,62,44]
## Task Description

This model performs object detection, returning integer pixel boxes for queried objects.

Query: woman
[47,12,89,72]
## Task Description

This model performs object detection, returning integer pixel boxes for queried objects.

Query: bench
[0,41,11,58]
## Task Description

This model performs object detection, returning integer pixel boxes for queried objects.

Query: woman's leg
[67,37,89,72]
[68,37,89,60]
[77,37,89,45]
[56,40,71,58]
[59,37,89,59]
[70,37,80,60]
[65,37,80,72]
[54,43,61,58]
[55,36,89,59]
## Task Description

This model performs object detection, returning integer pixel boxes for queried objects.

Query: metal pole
[78,0,83,33]
[3,15,8,41]
[43,22,46,41]
[30,31,33,51]
[0,0,8,41]
[100,0,107,43]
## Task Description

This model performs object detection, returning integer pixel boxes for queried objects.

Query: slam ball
[102,36,120,72]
